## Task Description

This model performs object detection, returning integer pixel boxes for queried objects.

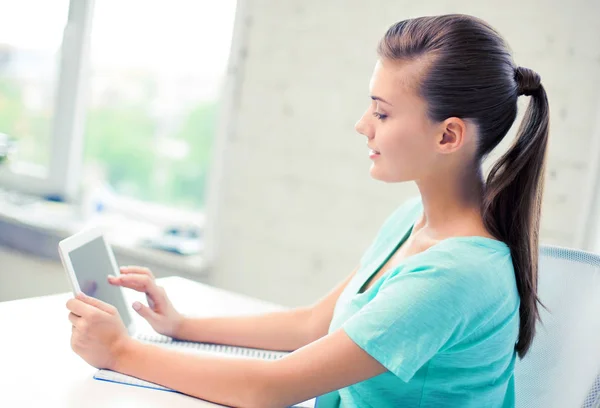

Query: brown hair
[378,14,549,357]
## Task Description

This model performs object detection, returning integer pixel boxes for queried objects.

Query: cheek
[383,123,429,160]
[376,122,433,179]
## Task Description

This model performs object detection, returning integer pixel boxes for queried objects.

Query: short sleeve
[342,263,472,382]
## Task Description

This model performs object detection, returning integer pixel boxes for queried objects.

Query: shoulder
[378,195,422,234]
[391,239,518,310]
[404,235,513,276]
[359,196,422,265]
[389,195,422,221]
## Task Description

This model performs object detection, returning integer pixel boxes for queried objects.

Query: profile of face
[355,59,467,184]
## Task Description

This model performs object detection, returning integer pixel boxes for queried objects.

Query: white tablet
[58,227,135,334]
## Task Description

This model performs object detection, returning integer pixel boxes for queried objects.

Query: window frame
[0,0,94,201]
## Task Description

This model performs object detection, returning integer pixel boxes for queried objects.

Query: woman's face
[355,59,442,183]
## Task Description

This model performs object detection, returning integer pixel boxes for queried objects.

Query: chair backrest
[515,245,600,408]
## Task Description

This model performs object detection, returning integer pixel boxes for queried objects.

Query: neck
[413,166,486,240]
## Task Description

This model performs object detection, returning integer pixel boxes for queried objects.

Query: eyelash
[373,112,388,121]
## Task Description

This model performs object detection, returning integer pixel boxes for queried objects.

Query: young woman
[66,14,549,408]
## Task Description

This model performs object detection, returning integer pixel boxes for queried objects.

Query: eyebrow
[371,95,393,106]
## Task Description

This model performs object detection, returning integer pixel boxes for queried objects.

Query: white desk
[0,277,292,407]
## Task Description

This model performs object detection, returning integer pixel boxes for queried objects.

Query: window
[0,0,92,199]
[0,0,69,175]
[0,0,237,215]
[84,0,237,211]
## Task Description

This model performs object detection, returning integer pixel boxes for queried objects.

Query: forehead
[369,59,425,103]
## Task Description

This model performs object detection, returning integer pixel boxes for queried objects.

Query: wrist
[111,336,139,372]
[171,314,187,339]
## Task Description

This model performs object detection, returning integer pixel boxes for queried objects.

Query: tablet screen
[67,236,132,329]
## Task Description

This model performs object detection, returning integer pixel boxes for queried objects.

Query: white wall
[2,1,599,306]
[0,247,68,301]
[578,98,600,253]
[208,0,600,307]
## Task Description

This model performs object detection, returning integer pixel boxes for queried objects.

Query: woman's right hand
[108,266,183,338]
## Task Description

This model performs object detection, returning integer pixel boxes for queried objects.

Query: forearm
[114,339,274,408]
[175,307,315,351]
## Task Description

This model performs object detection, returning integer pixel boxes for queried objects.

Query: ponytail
[482,66,550,357]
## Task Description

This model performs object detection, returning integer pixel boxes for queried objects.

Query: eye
[373,112,388,121]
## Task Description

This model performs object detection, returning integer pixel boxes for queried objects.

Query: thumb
[132,301,160,322]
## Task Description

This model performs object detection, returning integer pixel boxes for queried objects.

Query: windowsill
[0,193,210,279]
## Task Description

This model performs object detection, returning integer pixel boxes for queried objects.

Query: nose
[355,111,374,140]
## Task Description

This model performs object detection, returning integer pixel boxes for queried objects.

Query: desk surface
[0,277,287,407]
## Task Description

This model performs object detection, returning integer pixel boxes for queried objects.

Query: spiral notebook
[93,333,316,408]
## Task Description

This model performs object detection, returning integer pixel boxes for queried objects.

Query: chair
[515,245,600,408]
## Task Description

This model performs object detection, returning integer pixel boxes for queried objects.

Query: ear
[437,117,466,153]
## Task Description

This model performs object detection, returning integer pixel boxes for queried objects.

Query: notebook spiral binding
[134,333,288,360]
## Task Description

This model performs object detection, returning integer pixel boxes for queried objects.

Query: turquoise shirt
[319,197,519,408]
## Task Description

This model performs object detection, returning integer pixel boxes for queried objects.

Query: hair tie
[515,66,541,96]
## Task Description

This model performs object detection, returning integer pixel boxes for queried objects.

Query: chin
[369,166,410,183]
